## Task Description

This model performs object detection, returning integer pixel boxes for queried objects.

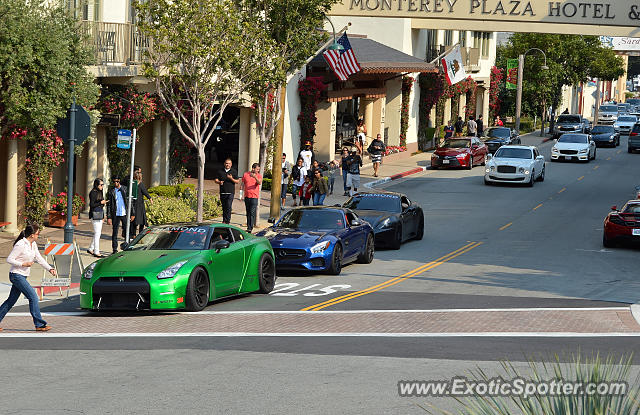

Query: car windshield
[485,128,510,138]
[618,116,636,122]
[343,194,401,213]
[558,134,588,144]
[600,105,617,112]
[591,126,615,134]
[622,204,640,214]
[277,209,345,231]
[493,147,532,159]
[441,139,470,149]
[557,115,581,123]
[627,99,640,105]
[126,226,210,250]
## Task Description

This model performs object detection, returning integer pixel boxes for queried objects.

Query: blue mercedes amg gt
[256,207,375,275]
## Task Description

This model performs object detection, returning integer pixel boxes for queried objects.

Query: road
[2,132,639,414]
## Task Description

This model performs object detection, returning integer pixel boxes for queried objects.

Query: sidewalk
[0,149,434,302]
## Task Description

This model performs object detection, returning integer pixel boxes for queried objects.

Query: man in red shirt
[240,163,263,233]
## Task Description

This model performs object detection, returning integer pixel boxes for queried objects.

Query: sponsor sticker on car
[632,229,640,236]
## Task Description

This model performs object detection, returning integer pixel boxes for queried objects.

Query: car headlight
[83,262,97,279]
[311,241,331,254]
[579,148,588,153]
[377,218,392,229]
[157,260,187,279]
[552,147,558,153]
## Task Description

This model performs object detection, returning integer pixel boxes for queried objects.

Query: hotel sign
[329,1,640,37]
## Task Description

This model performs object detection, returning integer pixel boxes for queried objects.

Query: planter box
[48,210,78,228]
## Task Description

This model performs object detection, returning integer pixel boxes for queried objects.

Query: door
[207,227,245,297]
[533,148,543,177]
[343,211,365,260]
[401,196,418,239]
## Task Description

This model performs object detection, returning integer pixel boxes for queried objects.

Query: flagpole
[429,42,460,66]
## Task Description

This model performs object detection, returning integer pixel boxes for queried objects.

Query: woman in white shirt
[0,224,56,332]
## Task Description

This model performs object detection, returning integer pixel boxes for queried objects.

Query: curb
[364,166,428,189]
[631,304,640,326]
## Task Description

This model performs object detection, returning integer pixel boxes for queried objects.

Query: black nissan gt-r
[342,192,424,249]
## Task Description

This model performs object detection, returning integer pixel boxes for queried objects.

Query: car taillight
[631,132,638,136]
[609,215,626,226]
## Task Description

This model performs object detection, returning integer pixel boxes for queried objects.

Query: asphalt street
[3,131,640,414]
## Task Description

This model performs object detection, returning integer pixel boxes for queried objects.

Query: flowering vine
[400,76,414,147]
[418,72,446,143]
[489,66,504,121]
[297,77,326,147]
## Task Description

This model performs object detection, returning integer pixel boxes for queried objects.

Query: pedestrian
[88,178,107,257]
[477,115,484,137]
[130,168,153,238]
[444,120,454,139]
[312,169,329,206]
[494,116,503,126]
[280,153,291,209]
[300,175,313,206]
[467,116,477,136]
[106,176,130,254]
[562,108,569,114]
[346,149,363,197]
[0,224,55,332]
[341,147,350,196]
[454,116,465,137]
[291,157,306,207]
[297,140,315,171]
[241,163,262,233]
[356,118,367,153]
[367,133,386,178]
[215,158,240,224]
[327,160,339,195]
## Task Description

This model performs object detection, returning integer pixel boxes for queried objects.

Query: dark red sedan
[431,137,488,169]
[603,200,640,247]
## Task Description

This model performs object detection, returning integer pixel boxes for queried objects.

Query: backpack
[292,165,301,181]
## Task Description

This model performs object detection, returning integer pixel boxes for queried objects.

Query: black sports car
[590,125,619,147]
[342,192,423,249]
[482,127,520,154]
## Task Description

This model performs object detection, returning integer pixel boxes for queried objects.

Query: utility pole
[514,54,524,134]
[593,78,601,124]
[63,95,77,243]
[269,86,287,220]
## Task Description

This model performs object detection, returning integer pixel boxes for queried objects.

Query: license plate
[562,156,572,160]
[443,159,450,164]
[633,229,640,236]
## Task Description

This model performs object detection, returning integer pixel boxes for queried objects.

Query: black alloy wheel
[185,267,210,312]
[527,171,535,187]
[328,244,343,275]
[537,166,545,182]
[466,155,473,170]
[257,253,276,293]
[357,233,375,264]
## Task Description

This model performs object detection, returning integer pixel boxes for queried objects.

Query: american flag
[322,33,361,81]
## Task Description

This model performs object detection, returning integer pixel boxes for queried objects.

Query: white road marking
[269,283,352,297]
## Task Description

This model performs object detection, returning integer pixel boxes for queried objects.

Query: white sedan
[550,133,596,162]
[614,115,637,135]
[484,145,545,187]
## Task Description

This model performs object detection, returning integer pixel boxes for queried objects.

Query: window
[230,228,244,242]
[401,196,411,209]
[425,29,438,62]
[211,228,234,247]
[458,31,467,47]
[472,32,491,57]
[444,30,453,46]
[345,212,356,227]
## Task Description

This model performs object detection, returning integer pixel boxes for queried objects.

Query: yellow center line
[558,187,566,193]
[593,165,599,170]
[499,222,512,231]
[577,176,584,181]
[606,157,612,160]
[533,203,543,211]
[301,242,482,311]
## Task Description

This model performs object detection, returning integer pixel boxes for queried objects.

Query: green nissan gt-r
[80,223,276,311]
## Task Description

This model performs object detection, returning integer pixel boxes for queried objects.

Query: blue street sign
[117,129,132,149]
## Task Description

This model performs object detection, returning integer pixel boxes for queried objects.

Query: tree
[135,0,277,221]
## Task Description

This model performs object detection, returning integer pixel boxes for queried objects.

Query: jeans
[342,170,348,191]
[313,193,326,206]
[329,178,335,193]
[302,198,310,206]
[128,222,144,239]
[111,216,126,252]
[0,273,47,328]
[89,219,103,255]
[220,193,234,224]
[244,197,258,231]
[291,185,299,201]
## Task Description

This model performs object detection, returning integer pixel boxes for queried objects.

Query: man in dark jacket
[214,158,239,224]
[367,133,386,177]
[106,176,130,254]
[476,115,484,137]
[130,168,153,238]
[454,116,464,137]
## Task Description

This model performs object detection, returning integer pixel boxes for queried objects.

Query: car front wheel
[527,171,535,187]
[257,253,276,293]
[327,244,343,275]
[537,166,545,182]
[185,267,210,312]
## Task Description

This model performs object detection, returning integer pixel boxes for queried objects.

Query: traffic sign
[117,129,132,149]
[56,104,91,146]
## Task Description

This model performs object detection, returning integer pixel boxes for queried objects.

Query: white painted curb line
[631,304,640,326]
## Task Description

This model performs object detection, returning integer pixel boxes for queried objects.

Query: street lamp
[515,48,548,134]
[325,17,344,51]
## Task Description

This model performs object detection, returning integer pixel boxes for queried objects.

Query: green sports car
[80,223,276,311]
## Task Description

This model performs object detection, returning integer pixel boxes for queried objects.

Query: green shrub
[148,183,195,197]
[262,177,272,191]
[185,191,222,220]
[145,196,195,225]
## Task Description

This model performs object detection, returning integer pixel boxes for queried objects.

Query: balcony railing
[79,21,150,66]
[460,47,480,70]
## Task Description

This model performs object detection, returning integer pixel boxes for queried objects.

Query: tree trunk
[197,146,205,222]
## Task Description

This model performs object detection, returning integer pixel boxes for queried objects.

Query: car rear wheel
[592,149,597,160]
[185,267,210,312]
[327,244,343,275]
[391,224,403,250]
[629,147,633,153]
[357,233,375,264]
[602,234,614,248]
[257,253,276,293]
[414,215,424,240]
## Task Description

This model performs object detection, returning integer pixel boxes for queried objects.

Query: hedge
[148,183,195,197]
[145,184,221,224]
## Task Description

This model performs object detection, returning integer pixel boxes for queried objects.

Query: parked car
[550,133,596,162]
[553,114,587,138]
[590,125,619,147]
[614,115,637,135]
[482,127,520,154]
[603,200,640,247]
[431,137,488,169]
[342,192,424,249]
[484,145,545,187]
[80,224,276,311]
[598,104,619,124]
[257,207,374,275]
[629,123,640,153]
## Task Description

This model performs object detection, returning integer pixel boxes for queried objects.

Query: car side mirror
[214,239,230,253]
[611,205,617,211]
[536,155,544,160]
[350,219,361,227]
